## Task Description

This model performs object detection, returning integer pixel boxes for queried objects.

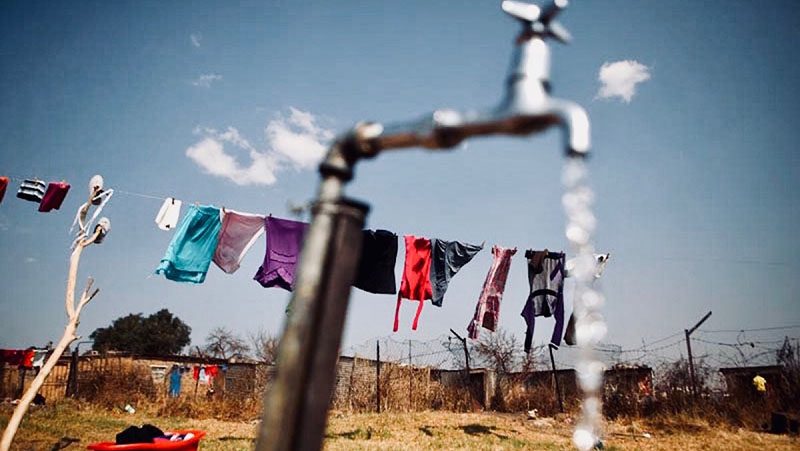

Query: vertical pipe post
[255,188,367,450]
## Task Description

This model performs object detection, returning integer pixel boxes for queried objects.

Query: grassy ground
[2,401,798,450]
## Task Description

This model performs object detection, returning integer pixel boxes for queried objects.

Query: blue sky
[1,0,798,363]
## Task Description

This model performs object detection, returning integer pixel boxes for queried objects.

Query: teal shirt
[156,205,222,283]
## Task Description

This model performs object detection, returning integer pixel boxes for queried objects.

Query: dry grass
[2,400,799,450]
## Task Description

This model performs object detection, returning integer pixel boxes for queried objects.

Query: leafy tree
[90,309,191,355]
[204,327,250,360]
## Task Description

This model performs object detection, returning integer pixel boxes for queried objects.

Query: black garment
[430,239,483,307]
[353,229,398,294]
[116,424,165,445]
[564,312,577,346]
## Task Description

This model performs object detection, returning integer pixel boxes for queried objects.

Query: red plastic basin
[86,430,206,451]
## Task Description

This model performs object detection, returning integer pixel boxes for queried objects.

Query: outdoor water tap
[317,0,590,190]
[257,2,593,450]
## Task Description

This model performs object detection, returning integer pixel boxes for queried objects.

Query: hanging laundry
[520,250,566,352]
[192,365,212,384]
[155,205,222,283]
[353,229,398,295]
[0,176,8,204]
[22,349,34,368]
[89,174,105,205]
[0,349,26,366]
[16,179,46,203]
[430,238,483,307]
[31,349,48,369]
[467,246,517,340]
[563,253,611,346]
[38,181,71,212]
[169,366,182,397]
[254,216,308,291]
[70,175,114,247]
[205,365,219,383]
[213,210,265,274]
[154,197,183,231]
[394,235,433,332]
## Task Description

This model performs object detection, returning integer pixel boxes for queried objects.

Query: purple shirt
[253,216,308,291]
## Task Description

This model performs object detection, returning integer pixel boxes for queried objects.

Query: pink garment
[467,245,517,339]
[213,210,265,274]
[38,181,71,212]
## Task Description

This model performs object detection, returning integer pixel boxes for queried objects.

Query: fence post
[548,344,564,413]
[376,340,381,413]
[684,311,712,398]
[66,348,79,397]
[16,368,26,399]
[408,340,412,411]
[347,356,356,410]
[449,329,470,378]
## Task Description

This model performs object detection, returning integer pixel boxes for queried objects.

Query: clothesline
[4,173,573,258]
[114,189,167,202]
[4,171,601,343]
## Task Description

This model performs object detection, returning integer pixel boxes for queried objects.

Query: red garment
[1,349,25,366]
[0,349,34,368]
[394,236,433,332]
[205,365,219,378]
[39,181,71,212]
[192,366,200,380]
[22,349,34,368]
[0,176,8,204]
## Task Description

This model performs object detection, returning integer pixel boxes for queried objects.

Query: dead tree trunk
[1,182,108,451]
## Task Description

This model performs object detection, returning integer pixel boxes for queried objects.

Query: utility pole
[685,311,712,398]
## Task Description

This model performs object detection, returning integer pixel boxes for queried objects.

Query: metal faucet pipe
[256,1,597,450]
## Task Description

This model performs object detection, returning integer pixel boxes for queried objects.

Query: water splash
[562,157,605,450]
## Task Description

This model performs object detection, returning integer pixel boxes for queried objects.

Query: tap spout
[327,97,590,168]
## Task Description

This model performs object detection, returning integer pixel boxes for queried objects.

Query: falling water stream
[562,156,605,450]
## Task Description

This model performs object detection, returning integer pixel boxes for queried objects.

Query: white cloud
[191,73,222,88]
[186,109,333,186]
[266,107,334,169]
[596,60,651,103]
[190,33,202,48]
[25,257,36,264]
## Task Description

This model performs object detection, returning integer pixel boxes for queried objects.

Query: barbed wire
[698,325,800,334]
[343,332,798,375]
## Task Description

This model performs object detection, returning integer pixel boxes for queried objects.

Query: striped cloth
[16,179,46,203]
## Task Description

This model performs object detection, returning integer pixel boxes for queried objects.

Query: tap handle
[538,0,568,23]
[502,0,571,43]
